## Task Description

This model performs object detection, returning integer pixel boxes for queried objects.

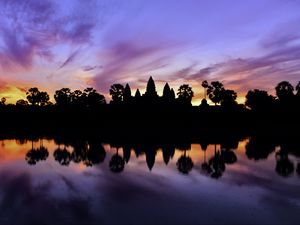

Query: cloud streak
[0,0,99,71]
[169,23,300,96]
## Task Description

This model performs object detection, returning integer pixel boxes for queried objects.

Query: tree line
[0,76,300,111]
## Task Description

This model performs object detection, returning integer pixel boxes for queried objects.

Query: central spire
[144,76,158,98]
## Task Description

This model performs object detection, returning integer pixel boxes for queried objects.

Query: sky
[0,0,300,105]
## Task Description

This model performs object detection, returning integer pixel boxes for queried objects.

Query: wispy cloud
[58,49,81,70]
[169,21,300,95]
[0,0,99,71]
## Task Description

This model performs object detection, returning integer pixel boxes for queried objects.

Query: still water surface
[0,137,299,225]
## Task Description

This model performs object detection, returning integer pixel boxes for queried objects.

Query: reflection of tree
[245,137,276,161]
[54,146,71,166]
[208,144,225,179]
[176,150,194,174]
[71,140,88,163]
[109,148,125,173]
[275,147,294,177]
[201,146,212,175]
[221,149,237,164]
[25,140,49,165]
[84,141,106,167]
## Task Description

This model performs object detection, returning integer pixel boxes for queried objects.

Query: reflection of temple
[21,134,300,179]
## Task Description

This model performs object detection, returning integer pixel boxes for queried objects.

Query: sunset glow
[1,0,300,104]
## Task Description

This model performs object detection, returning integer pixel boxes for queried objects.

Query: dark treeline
[6,132,299,178]
[0,77,300,134]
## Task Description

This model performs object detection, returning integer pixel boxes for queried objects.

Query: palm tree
[177,84,194,105]
[202,80,209,99]
[207,81,224,105]
[109,84,124,103]
[275,81,294,104]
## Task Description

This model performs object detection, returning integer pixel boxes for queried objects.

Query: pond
[0,137,299,225]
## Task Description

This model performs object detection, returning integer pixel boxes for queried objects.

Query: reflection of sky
[0,139,299,224]
[1,1,300,105]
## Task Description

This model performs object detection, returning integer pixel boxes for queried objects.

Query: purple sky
[0,0,300,104]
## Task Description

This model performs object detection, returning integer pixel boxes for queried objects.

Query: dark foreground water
[0,137,299,225]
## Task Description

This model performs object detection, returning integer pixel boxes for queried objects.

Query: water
[0,137,299,225]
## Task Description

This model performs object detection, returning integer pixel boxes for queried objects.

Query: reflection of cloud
[225,158,300,212]
[0,171,93,225]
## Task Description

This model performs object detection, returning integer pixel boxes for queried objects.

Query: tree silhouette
[202,80,209,99]
[16,99,29,106]
[54,88,72,106]
[110,84,124,103]
[26,88,50,106]
[0,97,6,105]
[245,89,275,111]
[220,89,237,107]
[177,84,194,105]
[123,84,132,103]
[275,81,294,103]
[70,90,86,106]
[207,81,225,105]
[84,87,106,107]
